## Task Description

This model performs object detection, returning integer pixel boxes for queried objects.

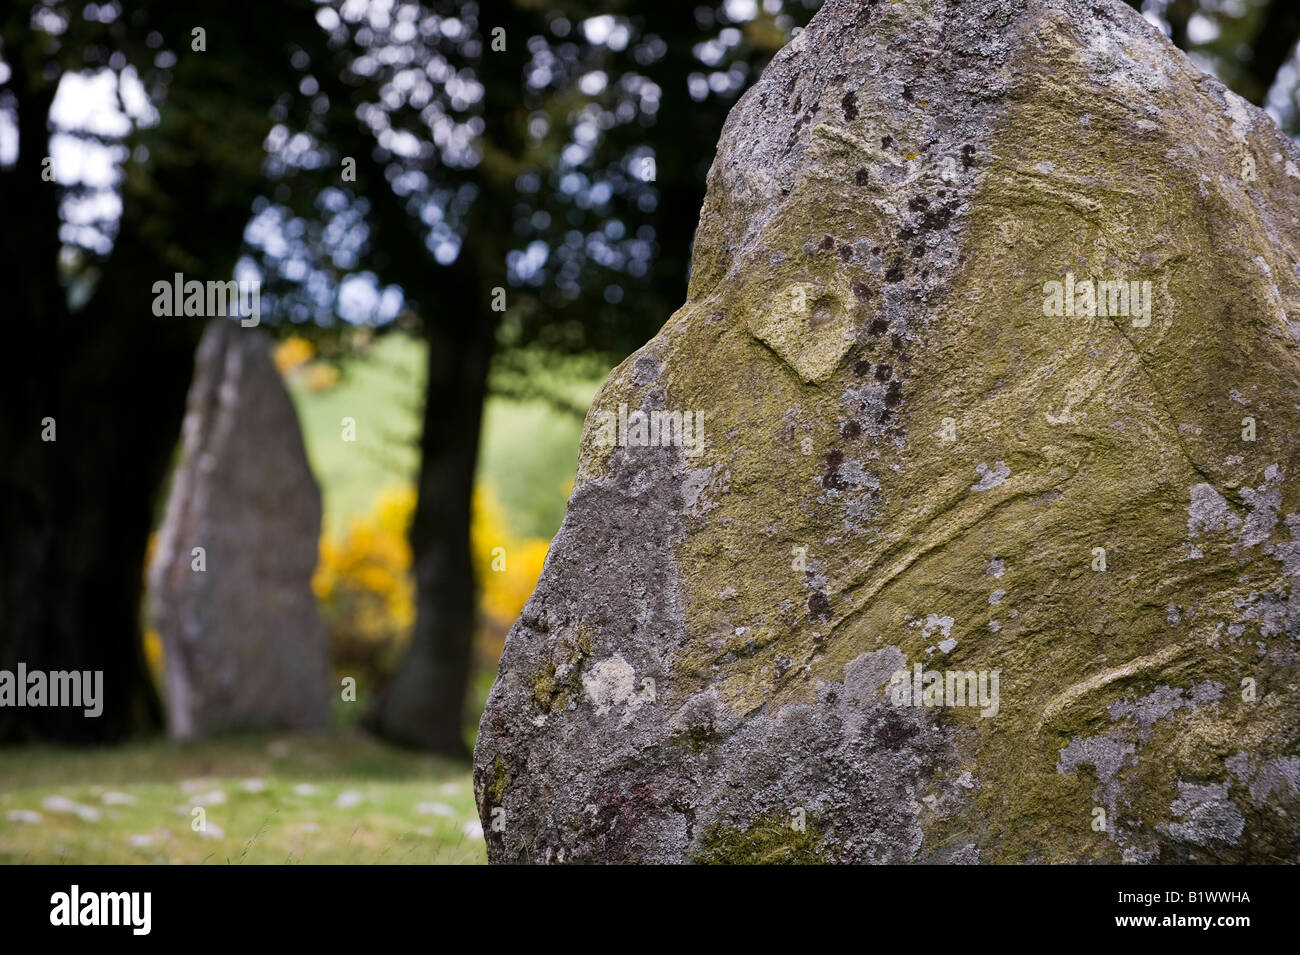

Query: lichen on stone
[473,0,1300,864]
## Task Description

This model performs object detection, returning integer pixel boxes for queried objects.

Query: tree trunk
[367,267,494,756]
[1,303,195,742]
[0,60,196,741]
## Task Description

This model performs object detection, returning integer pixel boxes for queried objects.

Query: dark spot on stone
[670,798,697,841]
[901,84,913,101]
[852,359,871,376]
[961,143,975,168]
[870,708,919,749]
[890,333,905,352]
[839,245,853,262]
[822,448,844,490]
[841,419,862,439]
[851,280,872,301]
[521,607,550,633]
[881,135,894,149]
[841,91,858,122]
[916,203,955,234]
[912,244,925,257]
[869,318,889,335]
[885,380,903,408]
[855,167,870,186]
[807,591,831,621]
[871,246,881,255]
[820,234,834,250]
[875,362,892,381]
[885,264,904,282]
[908,195,930,212]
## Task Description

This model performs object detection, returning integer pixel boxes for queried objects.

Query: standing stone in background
[474,0,1300,863]
[149,319,331,740]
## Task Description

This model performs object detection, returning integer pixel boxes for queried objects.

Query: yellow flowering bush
[471,487,549,641]
[313,485,417,687]
[274,335,315,374]
[312,481,549,685]
[274,336,340,392]
[142,628,164,683]
[302,362,341,392]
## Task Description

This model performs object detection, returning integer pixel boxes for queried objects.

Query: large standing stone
[149,320,331,739]
[475,0,1300,862]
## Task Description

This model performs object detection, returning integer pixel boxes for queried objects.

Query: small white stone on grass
[463,820,484,839]
[41,795,99,821]
[6,810,42,824]
[292,783,319,797]
[196,822,224,838]
[334,790,363,808]
[128,834,154,848]
[415,802,455,817]
[240,778,266,793]
[102,791,138,806]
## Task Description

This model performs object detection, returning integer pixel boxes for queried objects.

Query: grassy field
[0,732,485,864]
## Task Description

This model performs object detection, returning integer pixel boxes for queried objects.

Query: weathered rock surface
[474,0,1300,863]
[149,320,331,740]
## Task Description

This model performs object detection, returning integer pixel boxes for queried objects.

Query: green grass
[478,397,588,539]
[0,732,485,864]
[288,333,424,534]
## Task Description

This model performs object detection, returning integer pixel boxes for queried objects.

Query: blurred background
[1,0,1297,863]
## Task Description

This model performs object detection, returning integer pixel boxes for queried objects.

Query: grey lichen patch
[1051,679,1280,860]
[1227,752,1300,807]
[1165,781,1245,848]
[1237,464,1283,552]
[674,648,967,864]
[1187,483,1240,538]
[970,461,1011,491]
